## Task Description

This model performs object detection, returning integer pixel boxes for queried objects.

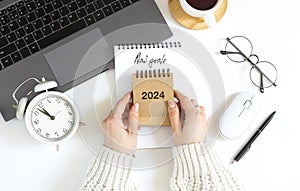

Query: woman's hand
[168,90,207,145]
[102,92,139,155]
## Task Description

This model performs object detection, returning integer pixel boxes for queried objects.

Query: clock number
[33,119,39,125]
[68,120,73,126]
[63,128,67,133]
[37,102,44,108]
[33,110,39,116]
[55,132,59,137]
[64,103,69,108]
[56,98,61,104]
[45,132,50,137]
[36,128,41,134]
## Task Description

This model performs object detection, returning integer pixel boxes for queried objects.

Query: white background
[1,0,300,190]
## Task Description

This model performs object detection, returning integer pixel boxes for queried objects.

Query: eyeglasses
[220,36,278,93]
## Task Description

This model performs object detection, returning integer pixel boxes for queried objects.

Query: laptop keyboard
[0,0,140,70]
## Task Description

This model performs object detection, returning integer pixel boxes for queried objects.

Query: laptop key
[0,44,17,58]
[41,25,52,36]
[59,6,69,16]
[76,8,87,18]
[33,19,43,29]
[42,15,52,25]
[94,10,104,21]
[17,16,28,26]
[44,3,54,13]
[50,21,61,31]
[50,10,61,20]
[0,37,8,47]
[59,16,70,27]
[17,6,28,16]
[24,23,35,33]
[11,51,22,62]
[28,42,40,53]
[0,15,10,25]
[16,28,26,38]
[120,0,131,7]
[0,25,10,35]
[0,9,7,17]
[37,19,86,49]
[35,7,46,17]
[8,10,19,20]
[84,15,95,25]
[111,1,122,12]
[15,1,25,7]
[35,0,45,7]
[102,5,113,16]
[52,0,63,9]
[8,21,19,31]
[26,2,37,11]
[68,2,78,12]
[7,32,17,43]
[26,12,37,22]
[20,46,31,58]
[15,39,26,49]
[68,12,78,23]
[93,0,104,9]
[33,29,44,40]
[24,34,35,44]
[1,56,13,67]
[76,0,87,7]
[7,5,16,12]
[85,4,95,14]
[93,10,104,21]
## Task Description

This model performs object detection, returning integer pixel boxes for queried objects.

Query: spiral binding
[117,42,181,50]
[135,68,171,78]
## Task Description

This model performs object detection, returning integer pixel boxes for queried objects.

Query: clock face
[24,91,79,143]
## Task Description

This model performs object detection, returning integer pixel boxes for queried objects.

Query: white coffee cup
[179,0,223,27]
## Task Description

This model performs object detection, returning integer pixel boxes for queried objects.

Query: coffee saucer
[169,0,228,30]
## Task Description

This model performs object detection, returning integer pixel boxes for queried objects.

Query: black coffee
[186,0,218,10]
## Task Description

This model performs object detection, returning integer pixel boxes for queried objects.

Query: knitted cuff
[81,146,136,191]
[170,143,240,191]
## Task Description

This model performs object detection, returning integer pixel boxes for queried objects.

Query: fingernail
[168,100,176,109]
[134,103,139,112]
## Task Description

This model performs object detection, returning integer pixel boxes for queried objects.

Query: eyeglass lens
[224,36,253,63]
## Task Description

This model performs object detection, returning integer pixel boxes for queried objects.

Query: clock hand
[37,108,55,120]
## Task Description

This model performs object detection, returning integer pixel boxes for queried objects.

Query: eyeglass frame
[220,36,277,93]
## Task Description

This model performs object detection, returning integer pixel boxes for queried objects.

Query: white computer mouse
[218,92,261,140]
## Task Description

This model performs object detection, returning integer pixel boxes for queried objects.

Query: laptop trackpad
[44,28,111,86]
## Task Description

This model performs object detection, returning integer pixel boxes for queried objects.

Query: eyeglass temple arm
[260,72,264,93]
[225,38,277,87]
[220,50,242,55]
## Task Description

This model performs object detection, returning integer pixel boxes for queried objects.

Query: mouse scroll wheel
[243,100,252,109]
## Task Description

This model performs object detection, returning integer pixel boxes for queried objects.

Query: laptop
[0,0,172,121]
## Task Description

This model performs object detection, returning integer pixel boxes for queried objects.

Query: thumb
[128,103,139,136]
[168,100,180,134]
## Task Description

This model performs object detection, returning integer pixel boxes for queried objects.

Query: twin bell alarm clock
[12,77,80,150]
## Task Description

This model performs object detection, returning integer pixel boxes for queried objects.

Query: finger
[114,92,132,118]
[168,100,181,134]
[174,90,194,111]
[128,103,139,136]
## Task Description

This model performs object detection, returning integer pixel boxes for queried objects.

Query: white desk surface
[1,0,300,190]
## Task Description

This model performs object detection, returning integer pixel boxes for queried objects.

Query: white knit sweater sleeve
[81,146,137,191]
[170,143,240,191]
